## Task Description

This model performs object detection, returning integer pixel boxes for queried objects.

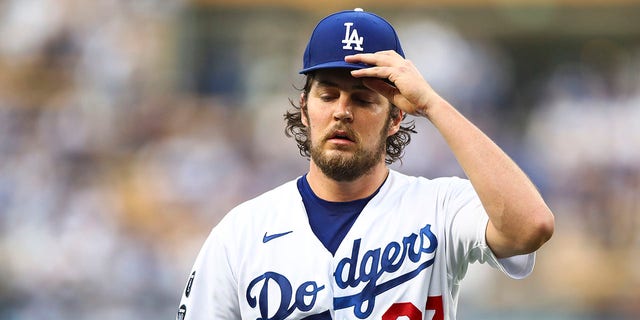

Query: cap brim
[299,61,370,74]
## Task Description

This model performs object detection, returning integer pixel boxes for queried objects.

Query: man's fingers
[345,50,401,66]
[350,66,391,79]
[346,51,426,115]
[344,54,378,67]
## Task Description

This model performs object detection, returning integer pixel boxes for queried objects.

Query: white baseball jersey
[177,170,535,320]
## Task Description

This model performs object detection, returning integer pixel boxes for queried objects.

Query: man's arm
[347,51,554,258]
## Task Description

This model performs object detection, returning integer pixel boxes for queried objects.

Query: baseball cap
[299,8,405,74]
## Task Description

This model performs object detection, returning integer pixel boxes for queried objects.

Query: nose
[333,96,353,122]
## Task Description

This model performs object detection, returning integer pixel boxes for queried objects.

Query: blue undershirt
[297,174,383,255]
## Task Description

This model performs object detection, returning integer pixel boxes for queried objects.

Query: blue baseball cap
[300,8,405,74]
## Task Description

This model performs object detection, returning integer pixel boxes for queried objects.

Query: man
[177,8,554,320]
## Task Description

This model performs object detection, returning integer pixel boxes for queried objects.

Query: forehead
[310,68,370,92]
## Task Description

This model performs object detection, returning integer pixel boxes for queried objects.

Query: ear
[388,108,403,136]
[300,92,309,127]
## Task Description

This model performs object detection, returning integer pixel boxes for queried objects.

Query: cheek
[304,105,329,129]
[303,111,323,140]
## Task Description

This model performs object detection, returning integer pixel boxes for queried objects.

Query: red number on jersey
[425,295,444,320]
[382,302,421,320]
[382,296,443,320]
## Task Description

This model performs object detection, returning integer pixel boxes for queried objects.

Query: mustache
[323,125,358,142]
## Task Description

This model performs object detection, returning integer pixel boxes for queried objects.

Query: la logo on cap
[342,22,363,51]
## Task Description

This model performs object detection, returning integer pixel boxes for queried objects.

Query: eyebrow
[316,79,370,91]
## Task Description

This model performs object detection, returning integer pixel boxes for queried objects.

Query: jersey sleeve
[177,222,240,320]
[443,177,535,283]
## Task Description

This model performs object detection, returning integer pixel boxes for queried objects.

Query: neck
[306,161,389,202]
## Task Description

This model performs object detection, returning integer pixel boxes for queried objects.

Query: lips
[329,130,354,142]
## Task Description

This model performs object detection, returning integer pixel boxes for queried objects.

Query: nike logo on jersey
[263,231,293,243]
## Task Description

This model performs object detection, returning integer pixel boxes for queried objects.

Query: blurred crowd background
[0,0,639,319]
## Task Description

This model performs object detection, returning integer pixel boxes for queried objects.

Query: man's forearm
[422,95,555,258]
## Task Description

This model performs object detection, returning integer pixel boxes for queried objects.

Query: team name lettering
[333,224,438,318]
[246,271,325,320]
[244,224,438,319]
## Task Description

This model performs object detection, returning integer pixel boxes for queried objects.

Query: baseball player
[177,8,554,320]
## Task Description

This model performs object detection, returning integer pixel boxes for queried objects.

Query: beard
[309,118,390,182]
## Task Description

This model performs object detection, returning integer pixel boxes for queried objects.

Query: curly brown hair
[284,73,417,165]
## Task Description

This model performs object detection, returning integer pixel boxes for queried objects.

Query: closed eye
[353,94,376,106]
[355,98,373,105]
[320,95,337,102]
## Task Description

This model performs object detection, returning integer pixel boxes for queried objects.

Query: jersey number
[381,296,443,320]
